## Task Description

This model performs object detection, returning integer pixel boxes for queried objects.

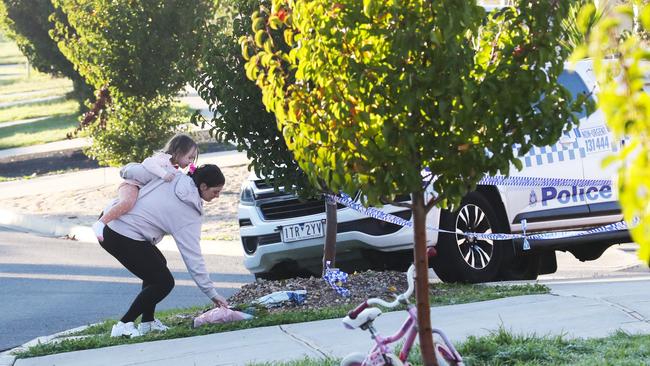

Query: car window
[558,70,594,119]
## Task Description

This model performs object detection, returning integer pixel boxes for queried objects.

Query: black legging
[100,226,175,323]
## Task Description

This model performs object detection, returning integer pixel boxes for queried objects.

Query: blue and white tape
[421,172,613,188]
[477,175,612,188]
[323,261,351,297]
[324,174,633,249]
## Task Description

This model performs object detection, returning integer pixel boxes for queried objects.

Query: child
[92,133,199,242]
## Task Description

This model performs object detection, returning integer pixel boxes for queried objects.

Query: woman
[99,164,229,338]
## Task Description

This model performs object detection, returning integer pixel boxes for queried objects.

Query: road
[0,227,253,351]
[538,242,650,282]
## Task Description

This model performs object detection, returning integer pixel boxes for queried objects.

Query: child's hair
[189,164,225,188]
[163,133,199,163]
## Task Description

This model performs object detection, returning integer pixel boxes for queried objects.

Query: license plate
[281,220,325,243]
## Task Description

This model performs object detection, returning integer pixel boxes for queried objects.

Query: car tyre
[430,191,506,283]
[498,253,541,281]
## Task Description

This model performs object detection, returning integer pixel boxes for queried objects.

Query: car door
[575,66,622,224]
[503,68,595,233]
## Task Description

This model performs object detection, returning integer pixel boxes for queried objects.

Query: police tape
[477,175,612,188]
[324,193,635,249]
[323,261,350,297]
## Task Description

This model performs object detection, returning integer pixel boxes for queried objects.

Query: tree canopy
[243,1,582,363]
[51,0,213,100]
[193,0,315,198]
[0,0,92,107]
[243,0,584,208]
[50,0,213,165]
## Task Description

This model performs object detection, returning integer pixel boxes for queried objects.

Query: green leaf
[577,3,596,35]
[254,30,265,47]
[363,0,378,18]
[640,5,650,31]
[268,15,282,30]
[284,29,294,46]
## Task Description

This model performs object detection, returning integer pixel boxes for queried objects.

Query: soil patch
[229,270,409,313]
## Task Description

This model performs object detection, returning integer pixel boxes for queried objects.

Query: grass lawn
[0,85,73,104]
[0,74,72,97]
[0,38,26,65]
[0,113,79,149]
[0,35,80,149]
[13,283,548,359]
[248,329,650,366]
[0,64,27,75]
[0,98,78,124]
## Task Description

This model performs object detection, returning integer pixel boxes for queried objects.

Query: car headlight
[240,186,255,205]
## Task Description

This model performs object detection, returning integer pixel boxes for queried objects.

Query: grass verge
[0,64,27,77]
[0,86,73,104]
[0,39,24,65]
[0,113,79,149]
[13,283,548,359]
[247,329,650,366]
[0,98,78,124]
[0,74,72,96]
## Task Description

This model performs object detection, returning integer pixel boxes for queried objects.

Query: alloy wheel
[454,204,494,270]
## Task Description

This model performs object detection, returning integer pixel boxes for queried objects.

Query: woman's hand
[212,293,229,308]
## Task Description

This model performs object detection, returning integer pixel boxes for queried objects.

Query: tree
[0,0,92,109]
[577,2,650,263]
[559,0,604,54]
[83,96,190,166]
[193,0,339,275]
[50,0,214,165]
[243,0,581,364]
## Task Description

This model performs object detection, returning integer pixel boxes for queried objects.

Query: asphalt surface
[0,227,253,351]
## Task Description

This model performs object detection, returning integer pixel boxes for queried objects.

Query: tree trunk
[322,197,338,275]
[412,191,438,366]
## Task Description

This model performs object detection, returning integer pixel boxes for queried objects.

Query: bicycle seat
[342,307,382,329]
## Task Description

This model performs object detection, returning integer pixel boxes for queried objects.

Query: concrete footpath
[3,277,650,366]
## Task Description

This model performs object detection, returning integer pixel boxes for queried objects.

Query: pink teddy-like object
[193,307,252,328]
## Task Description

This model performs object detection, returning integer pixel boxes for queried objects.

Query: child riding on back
[92,133,199,242]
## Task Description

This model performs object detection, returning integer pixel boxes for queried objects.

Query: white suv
[238,59,630,282]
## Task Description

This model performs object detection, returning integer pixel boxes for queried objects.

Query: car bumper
[238,204,441,274]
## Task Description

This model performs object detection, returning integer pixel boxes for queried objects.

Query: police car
[238,59,630,282]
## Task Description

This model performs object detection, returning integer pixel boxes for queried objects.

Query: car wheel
[430,191,506,283]
[498,253,541,281]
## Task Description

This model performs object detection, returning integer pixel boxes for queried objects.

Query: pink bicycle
[340,255,464,366]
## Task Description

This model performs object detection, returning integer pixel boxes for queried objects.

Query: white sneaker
[138,319,169,335]
[110,321,140,338]
[92,221,105,242]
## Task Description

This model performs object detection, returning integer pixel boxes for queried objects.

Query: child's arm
[142,153,174,180]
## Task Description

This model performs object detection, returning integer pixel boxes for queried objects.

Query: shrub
[83,96,189,166]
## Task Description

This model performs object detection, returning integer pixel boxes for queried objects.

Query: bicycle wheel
[433,333,464,366]
[340,352,365,366]
[434,344,462,366]
[340,352,403,366]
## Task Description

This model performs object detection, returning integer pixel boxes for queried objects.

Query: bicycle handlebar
[367,264,416,308]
